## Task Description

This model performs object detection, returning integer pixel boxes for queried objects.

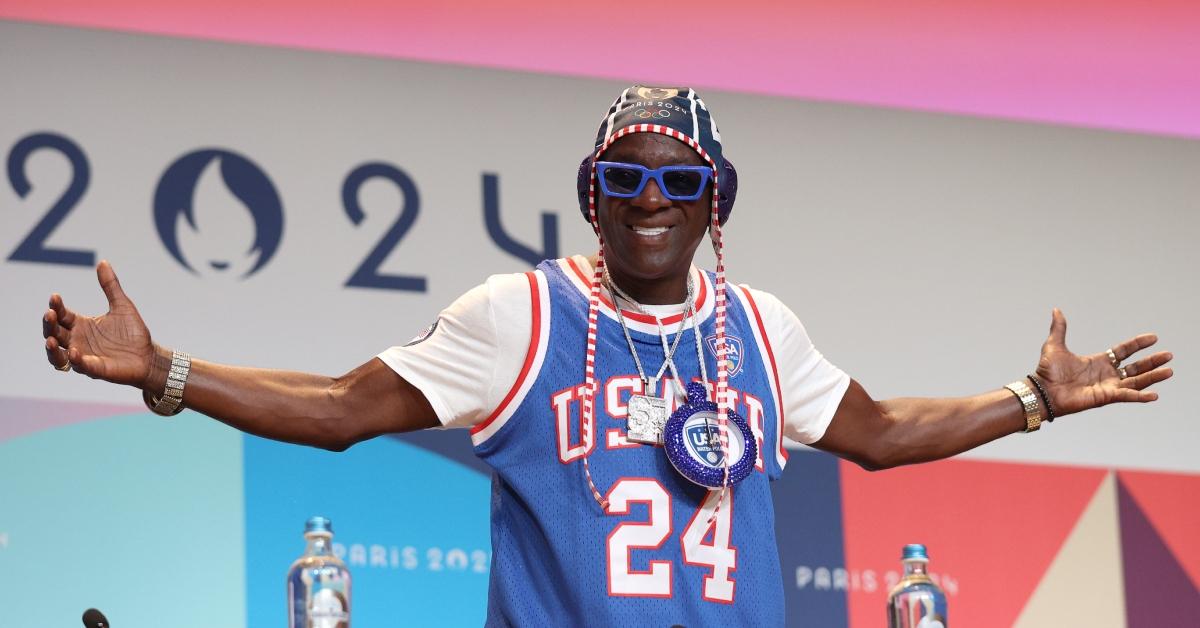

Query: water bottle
[288,516,352,628]
[886,543,947,628]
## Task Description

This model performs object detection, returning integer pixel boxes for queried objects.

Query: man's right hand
[43,260,157,389]
[41,259,438,449]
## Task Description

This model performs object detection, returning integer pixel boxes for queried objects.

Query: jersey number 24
[606,478,736,603]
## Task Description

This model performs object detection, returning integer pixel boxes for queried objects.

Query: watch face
[680,411,746,468]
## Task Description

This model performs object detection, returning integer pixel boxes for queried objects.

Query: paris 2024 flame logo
[153,149,284,278]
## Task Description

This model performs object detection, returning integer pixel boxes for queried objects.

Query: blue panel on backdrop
[244,431,492,627]
[772,449,848,627]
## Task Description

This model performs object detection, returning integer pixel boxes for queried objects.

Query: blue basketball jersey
[471,258,795,626]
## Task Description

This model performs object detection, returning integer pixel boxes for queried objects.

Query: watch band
[1005,380,1042,433]
[145,351,191,417]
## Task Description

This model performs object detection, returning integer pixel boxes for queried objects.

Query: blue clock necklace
[605,271,757,489]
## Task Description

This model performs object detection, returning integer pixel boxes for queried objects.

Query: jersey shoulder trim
[555,255,713,336]
[470,269,551,446]
[731,284,789,470]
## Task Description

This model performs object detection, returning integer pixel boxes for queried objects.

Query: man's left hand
[1036,308,1173,417]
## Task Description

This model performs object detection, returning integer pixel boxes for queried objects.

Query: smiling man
[594,132,712,303]
[41,86,1173,626]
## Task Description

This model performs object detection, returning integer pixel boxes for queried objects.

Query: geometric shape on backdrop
[0,411,246,627]
[1118,476,1200,628]
[840,458,1106,628]
[243,432,491,627]
[1013,472,1126,628]
[0,394,141,442]
[771,449,848,627]
[1117,470,1200,591]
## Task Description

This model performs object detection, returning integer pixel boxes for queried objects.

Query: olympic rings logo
[634,108,672,119]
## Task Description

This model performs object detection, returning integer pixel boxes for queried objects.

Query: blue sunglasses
[595,161,713,201]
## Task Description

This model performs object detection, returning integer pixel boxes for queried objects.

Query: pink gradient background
[0,396,140,442]
[2,0,1197,138]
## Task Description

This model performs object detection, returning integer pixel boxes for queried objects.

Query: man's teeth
[632,226,669,236]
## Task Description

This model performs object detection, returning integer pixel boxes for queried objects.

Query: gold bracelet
[1005,380,1042,433]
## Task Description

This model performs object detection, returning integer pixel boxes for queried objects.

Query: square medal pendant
[626,394,669,444]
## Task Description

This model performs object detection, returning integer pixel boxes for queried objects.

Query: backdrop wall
[1,21,1196,627]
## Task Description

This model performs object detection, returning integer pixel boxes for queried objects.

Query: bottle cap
[305,516,334,536]
[902,543,929,561]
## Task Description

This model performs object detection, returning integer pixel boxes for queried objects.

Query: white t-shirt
[377,255,850,445]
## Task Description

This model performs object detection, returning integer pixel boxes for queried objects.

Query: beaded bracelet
[1026,374,1056,422]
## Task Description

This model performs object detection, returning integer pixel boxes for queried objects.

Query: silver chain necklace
[604,270,706,444]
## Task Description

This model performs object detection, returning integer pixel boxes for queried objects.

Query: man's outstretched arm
[813,309,1173,470]
[42,261,438,451]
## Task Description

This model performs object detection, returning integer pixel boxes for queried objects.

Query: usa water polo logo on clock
[683,412,746,467]
[705,334,744,377]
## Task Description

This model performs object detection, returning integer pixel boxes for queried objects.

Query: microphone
[82,608,110,628]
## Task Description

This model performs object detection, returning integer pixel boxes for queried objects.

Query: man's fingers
[1046,308,1068,348]
[1111,333,1159,362]
[1111,387,1159,403]
[42,309,71,346]
[1119,351,1173,378]
[42,309,56,339]
[96,260,129,309]
[49,293,77,328]
[45,337,70,370]
[1120,367,1173,391]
